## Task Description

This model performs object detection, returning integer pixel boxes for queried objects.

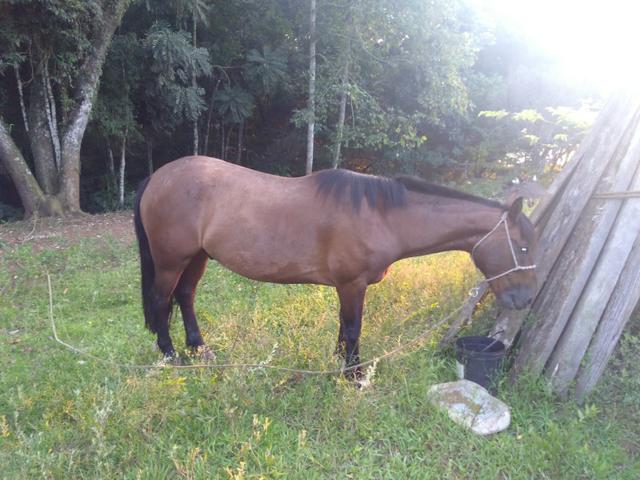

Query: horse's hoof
[157,353,182,366]
[194,345,216,362]
[355,378,372,390]
[167,354,183,366]
[343,366,365,385]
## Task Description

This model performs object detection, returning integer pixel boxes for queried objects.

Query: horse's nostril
[502,293,517,309]
[506,291,533,310]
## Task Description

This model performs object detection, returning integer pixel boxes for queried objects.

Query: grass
[1,236,639,479]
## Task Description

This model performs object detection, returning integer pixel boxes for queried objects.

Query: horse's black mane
[395,175,505,209]
[313,169,505,211]
[314,169,406,211]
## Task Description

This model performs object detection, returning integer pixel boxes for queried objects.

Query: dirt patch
[0,211,135,254]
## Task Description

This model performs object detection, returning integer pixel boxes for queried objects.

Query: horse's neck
[390,195,503,260]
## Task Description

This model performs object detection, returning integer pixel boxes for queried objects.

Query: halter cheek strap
[471,211,536,284]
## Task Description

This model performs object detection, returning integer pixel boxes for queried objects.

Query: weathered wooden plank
[546,156,640,393]
[528,95,639,284]
[441,95,640,353]
[530,150,582,226]
[498,97,638,352]
[516,108,640,375]
[438,283,489,347]
[513,96,640,376]
[574,231,640,402]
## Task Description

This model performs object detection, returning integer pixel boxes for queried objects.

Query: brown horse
[134,156,537,377]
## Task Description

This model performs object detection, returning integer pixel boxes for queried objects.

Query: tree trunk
[107,143,116,192]
[43,63,62,171]
[224,124,234,160]
[236,121,244,165]
[220,124,226,159]
[0,0,128,217]
[0,117,63,217]
[14,63,29,133]
[118,130,127,208]
[333,29,350,169]
[192,2,199,155]
[146,137,154,175]
[28,63,58,195]
[193,114,199,155]
[203,76,222,157]
[204,100,213,157]
[305,0,316,175]
[58,0,129,213]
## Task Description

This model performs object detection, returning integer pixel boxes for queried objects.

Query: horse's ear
[508,196,523,222]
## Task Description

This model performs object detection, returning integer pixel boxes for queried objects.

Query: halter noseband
[471,211,536,284]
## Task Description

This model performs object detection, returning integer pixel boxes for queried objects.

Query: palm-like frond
[213,86,254,124]
[244,45,288,95]
[145,22,211,81]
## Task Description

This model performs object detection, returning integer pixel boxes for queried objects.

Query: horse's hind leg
[151,267,184,358]
[173,250,212,358]
[335,316,346,357]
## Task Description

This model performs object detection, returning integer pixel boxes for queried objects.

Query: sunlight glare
[472,0,640,95]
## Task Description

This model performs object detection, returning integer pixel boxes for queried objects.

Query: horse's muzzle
[499,287,535,310]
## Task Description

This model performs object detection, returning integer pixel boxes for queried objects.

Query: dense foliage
[0,0,600,218]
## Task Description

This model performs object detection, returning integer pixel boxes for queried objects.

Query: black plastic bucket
[455,335,506,393]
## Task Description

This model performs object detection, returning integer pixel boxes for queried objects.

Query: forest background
[0,0,599,220]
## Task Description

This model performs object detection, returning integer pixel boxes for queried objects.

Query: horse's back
[140,157,329,281]
[142,156,297,213]
[140,156,396,286]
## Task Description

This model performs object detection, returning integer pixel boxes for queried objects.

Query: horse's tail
[133,176,158,333]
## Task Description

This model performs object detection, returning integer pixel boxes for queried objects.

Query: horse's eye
[520,247,528,253]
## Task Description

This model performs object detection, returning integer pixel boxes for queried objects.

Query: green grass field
[1,235,639,479]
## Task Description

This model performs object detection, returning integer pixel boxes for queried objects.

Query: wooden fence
[443,93,640,401]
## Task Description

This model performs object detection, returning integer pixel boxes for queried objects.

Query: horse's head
[471,197,538,309]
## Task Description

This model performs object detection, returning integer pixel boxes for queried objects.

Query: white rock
[427,380,511,435]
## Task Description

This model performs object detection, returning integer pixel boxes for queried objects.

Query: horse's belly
[215,253,330,285]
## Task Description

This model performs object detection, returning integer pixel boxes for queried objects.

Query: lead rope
[47,274,465,375]
[47,213,534,375]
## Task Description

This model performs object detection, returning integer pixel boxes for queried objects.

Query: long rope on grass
[47,274,464,376]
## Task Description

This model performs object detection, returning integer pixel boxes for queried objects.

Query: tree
[92,33,141,207]
[305,0,317,175]
[240,45,288,163]
[332,39,350,169]
[472,106,594,177]
[212,85,253,160]
[4,0,588,217]
[172,0,211,155]
[289,0,482,174]
[0,0,129,218]
[137,22,212,169]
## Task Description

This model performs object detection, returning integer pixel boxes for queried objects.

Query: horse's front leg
[336,282,367,381]
[334,314,346,357]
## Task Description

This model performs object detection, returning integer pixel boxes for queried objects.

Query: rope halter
[470,211,536,284]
